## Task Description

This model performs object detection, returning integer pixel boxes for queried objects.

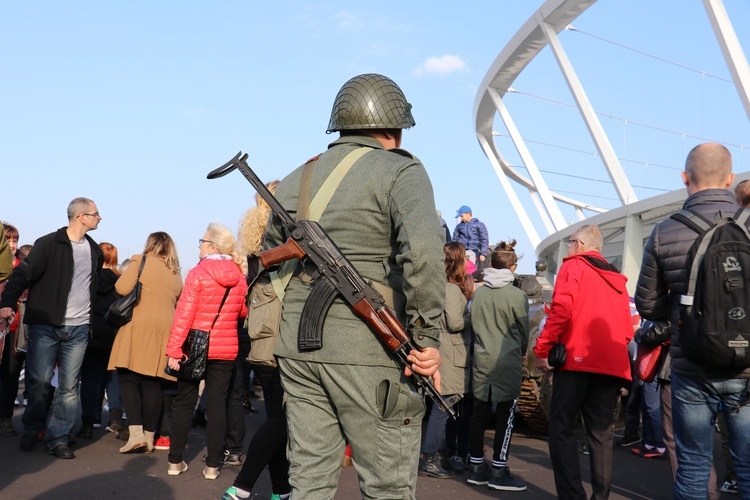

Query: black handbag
[165,287,230,381]
[105,257,146,328]
[548,342,567,368]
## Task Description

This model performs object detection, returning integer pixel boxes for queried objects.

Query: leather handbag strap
[135,255,146,282]
[208,287,231,333]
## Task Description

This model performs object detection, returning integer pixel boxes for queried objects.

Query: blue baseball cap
[456,205,472,217]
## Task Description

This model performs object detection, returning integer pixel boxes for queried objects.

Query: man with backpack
[636,142,750,498]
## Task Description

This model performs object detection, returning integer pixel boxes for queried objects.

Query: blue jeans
[641,379,664,448]
[671,372,750,498]
[22,324,89,449]
[421,395,452,455]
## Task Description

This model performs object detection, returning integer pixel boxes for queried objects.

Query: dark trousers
[446,392,473,458]
[225,339,250,453]
[169,360,233,468]
[79,347,110,421]
[233,365,290,495]
[469,395,517,463]
[0,331,25,419]
[117,368,162,432]
[549,371,621,500]
[622,366,642,436]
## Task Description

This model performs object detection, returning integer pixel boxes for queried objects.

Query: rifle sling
[270,147,372,301]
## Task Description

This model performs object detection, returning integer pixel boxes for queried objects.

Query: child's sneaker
[488,465,527,491]
[720,478,739,494]
[154,436,171,450]
[467,461,489,486]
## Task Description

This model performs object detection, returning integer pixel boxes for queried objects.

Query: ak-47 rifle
[208,152,459,418]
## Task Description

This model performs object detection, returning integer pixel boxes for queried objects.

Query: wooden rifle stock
[260,238,306,268]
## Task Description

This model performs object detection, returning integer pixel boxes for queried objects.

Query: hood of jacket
[482,267,515,288]
[198,256,243,288]
[563,251,628,294]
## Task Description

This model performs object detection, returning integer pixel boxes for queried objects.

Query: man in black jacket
[0,197,103,459]
[635,143,750,498]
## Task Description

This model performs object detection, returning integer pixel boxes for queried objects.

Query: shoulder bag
[165,287,230,381]
[105,256,146,328]
[635,342,663,383]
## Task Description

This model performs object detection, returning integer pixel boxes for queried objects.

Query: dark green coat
[470,268,529,403]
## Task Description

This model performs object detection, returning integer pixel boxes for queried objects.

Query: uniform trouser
[548,371,621,500]
[279,357,425,500]
[0,331,25,419]
[233,364,290,495]
[169,360,233,468]
[23,324,88,449]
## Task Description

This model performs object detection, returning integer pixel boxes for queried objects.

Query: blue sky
[2,1,749,274]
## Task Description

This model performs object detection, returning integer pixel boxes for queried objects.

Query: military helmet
[326,73,416,133]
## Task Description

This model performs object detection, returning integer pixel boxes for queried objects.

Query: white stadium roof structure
[474,0,750,293]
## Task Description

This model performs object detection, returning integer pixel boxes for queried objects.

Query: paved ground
[0,394,732,499]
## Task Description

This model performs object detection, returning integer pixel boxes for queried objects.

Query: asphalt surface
[0,392,732,499]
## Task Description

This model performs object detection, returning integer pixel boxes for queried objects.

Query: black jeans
[169,360,233,468]
[224,340,250,453]
[233,365,290,495]
[548,371,621,500]
[0,331,25,419]
[79,347,110,421]
[469,395,517,463]
[117,368,162,432]
[446,392,473,458]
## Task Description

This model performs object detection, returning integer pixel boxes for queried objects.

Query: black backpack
[671,208,750,368]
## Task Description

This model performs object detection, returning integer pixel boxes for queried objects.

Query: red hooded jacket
[166,256,248,361]
[534,251,633,381]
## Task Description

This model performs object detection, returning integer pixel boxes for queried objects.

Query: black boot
[107,408,125,434]
[75,417,94,440]
[418,452,455,479]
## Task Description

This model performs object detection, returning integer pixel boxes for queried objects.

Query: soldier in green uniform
[264,73,446,499]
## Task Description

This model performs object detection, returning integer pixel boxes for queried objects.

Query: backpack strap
[670,209,713,234]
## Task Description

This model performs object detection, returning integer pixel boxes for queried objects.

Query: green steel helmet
[326,73,416,133]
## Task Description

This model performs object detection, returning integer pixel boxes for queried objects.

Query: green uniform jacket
[438,282,470,396]
[470,268,530,403]
[0,230,11,283]
[266,135,446,367]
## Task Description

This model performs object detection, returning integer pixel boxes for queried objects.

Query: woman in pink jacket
[165,223,248,480]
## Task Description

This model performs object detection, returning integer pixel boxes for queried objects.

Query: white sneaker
[167,461,188,476]
[203,466,220,480]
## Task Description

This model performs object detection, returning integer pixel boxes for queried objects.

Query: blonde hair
[206,222,244,269]
[237,180,279,272]
[143,232,181,274]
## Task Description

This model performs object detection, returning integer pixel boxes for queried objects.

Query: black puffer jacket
[636,188,750,379]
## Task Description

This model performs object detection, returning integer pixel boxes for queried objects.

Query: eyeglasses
[198,239,214,246]
[81,212,100,218]
[566,238,583,247]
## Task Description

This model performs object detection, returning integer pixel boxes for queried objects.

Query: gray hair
[67,197,94,221]
[574,225,603,252]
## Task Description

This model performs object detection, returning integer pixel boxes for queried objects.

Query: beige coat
[108,254,183,379]
[438,282,471,395]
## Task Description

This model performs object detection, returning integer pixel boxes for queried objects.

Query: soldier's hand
[536,356,552,373]
[405,346,441,376]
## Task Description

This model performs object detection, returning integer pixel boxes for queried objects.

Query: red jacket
[534,251,633,381]
[166,256,248,361]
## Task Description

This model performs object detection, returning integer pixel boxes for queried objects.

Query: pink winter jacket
[166,256,248,361]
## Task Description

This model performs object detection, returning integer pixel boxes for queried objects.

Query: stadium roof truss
[473,0,750,293]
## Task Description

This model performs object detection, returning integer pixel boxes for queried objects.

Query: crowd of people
[0,72,749,500]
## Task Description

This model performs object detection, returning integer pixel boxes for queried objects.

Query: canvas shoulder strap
[271,147,372,300]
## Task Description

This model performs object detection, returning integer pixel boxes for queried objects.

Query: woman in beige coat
[108,232,183,453]
[418,242,474,478]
